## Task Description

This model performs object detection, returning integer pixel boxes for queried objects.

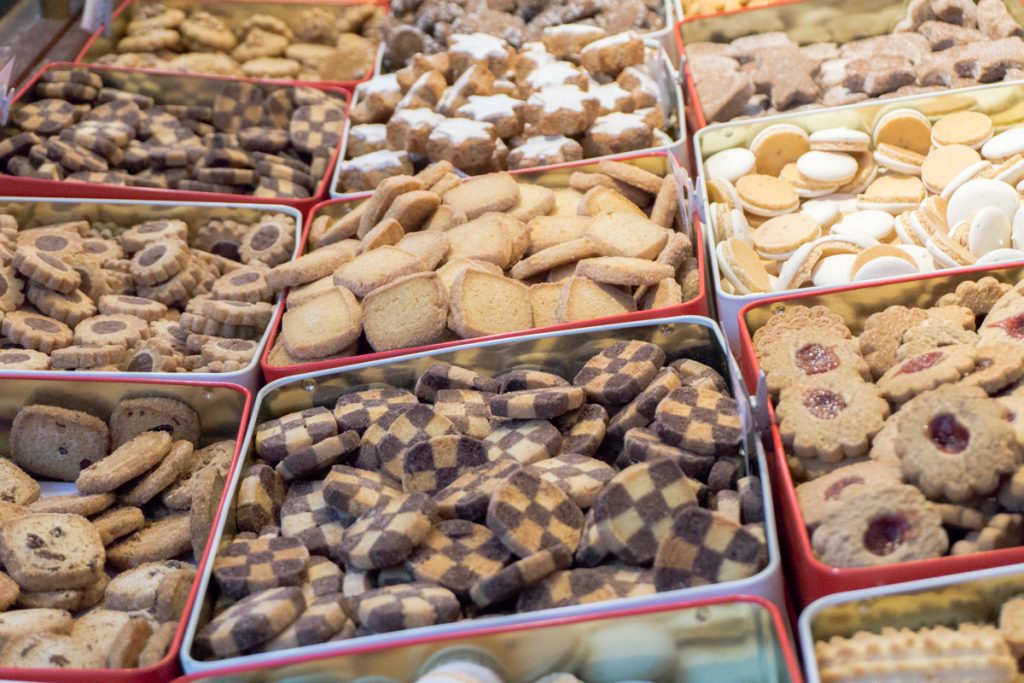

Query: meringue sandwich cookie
[774,234,876,291]
[811,253,857,288]
[985,154,1024,187]
[704,147,756,183]
[849,245,919,282]
[982,128,1024,161]
[976,248,1024,265]
[939,160,992,200]
[749,124,809,177]
[796,151,858,186]
[751,213,820,261]
[872,143,924,176]
[963,206,1011,257]
[808,128,871,153]
[872,108,932,156]
[800,199,840,230]
[920,144,981,195]
[945,177,1020,228]
[855,174,925,214]
[927,228,978,268]
[831,210,896,242]
[716,237,773,294]
[734,174,800,216]
[930,111,993,150]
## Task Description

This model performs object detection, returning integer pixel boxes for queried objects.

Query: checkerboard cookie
[207,341,766,658]
[269,165,693,371]
[0,208,297,374]
[0,393,232,670]
[4,68,345,198]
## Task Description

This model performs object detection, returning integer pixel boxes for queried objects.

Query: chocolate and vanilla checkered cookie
[653,386,742,456]
[591,458,696,565]
[487,469,584,557]
[236,463,286,534]
[333,388,418,433]
[574,510,608,567]
[402,434,499,494]
[572,340,667,405]
[305,555,344,598]
[281,479,352,559]
[264,591,350,652]
[341,493,438,570]
[255,407,338,464]
[356,408,414,473]
[371,405,457,481]
[489,387,585,420]
[433,457,522,521]
[497,369,570,393]
[483,419,562,465]
[353,582,461,634]
[212,82,265,133]
[12,99,76,135]
[433,389,494,439]
[557,404,608,458]
[276,430,360,481]
[195,586,305,659]
[607,367,684,441]
[261,89,294,129]
[289,103,345,155]
[653,507,764,591]
[212,536,310,599]
[514,568,616,612]
[406,519,511,597]
[619,427,716,481]
[528,454,616,509]
[323,465,400,517]
[414,362,501,402]
[469,544,573,609]
[671,358,729,392]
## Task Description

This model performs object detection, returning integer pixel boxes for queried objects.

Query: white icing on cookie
[590,82,633,111]
[528,85,596,114]
[342,149,409,172]
[448,33,510,61]
[391,107,445,127]
[349,123,387,144]
[457,94,524,121]
[514,135,575,159]
[355,74,400,98]
[590,112,649,137]
[429,117,496,142]
[526,61,586,90]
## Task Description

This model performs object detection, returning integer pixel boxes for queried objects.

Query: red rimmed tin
[0,374,252,683]
[260,149,709,383]
[75,0,388,93]
[3,63,349,215]
[176,595,802,682]
[736,260,1024,609]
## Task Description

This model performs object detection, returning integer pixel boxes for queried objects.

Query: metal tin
[678,0,1024,130]
[0,374,251,683]
[693,80,1024,345]
[799,563,1024,683]
[328,42,686,199]
[183,316,783,673]
[0,196,303,393]
[736,259,1024,609]
[262,150,708,383]
[76,0,387,90]
[176,595,802,682]
[3,63,349,214]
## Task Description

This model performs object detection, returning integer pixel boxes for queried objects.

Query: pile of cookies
[707,108,1024,295]
[95,2,381,82]
[194,342,767,658]
[2,67,344,198]
[816,621,1021,682]
[266,161,696,368]
[380,0,664,70]
[753,277,1024,568]
[0,208,296,373]
[688,0,1024,122]
[338,30,672,189]
[0,396,234,669]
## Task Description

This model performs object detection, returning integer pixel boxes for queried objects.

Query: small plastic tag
[725,349,754,471]
[81,0,113,34]
[691,178,707,226]
[0,56,14,128]
[668,154,694,241]
[752,370,771,433]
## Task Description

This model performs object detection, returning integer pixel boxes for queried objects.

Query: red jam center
[928,413,970,453]
[803,389,847,420]
[824,475,864,501]
[794,344,839,375]
[994,313,1024,339]
[898,351,942,374]
[864,514,912,556]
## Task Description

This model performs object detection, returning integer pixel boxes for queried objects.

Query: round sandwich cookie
[872,108,932,156]
[749,123,809,177]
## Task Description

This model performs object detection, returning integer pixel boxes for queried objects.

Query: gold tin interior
[79,0,382,69]
[809,570,1024,642]
[743,264,1024,338]
[186,600,794,683]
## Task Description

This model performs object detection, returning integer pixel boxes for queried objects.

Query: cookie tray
[736,259,1024,609]
[798,563,1024,683]
[0,196,304,393]
[3,62,349,215]
[175,595,802,682]
[261,149,709,383]
[0,374,251,683]
[328,40,686,199]
[181,316,784,674]
[693,79,1024,346]
[677,0,1024,130]
[75,0,388,91]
